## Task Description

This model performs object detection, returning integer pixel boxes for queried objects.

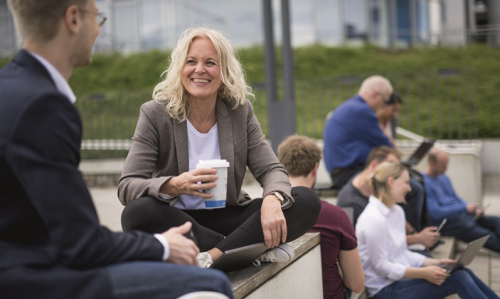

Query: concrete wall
[245,245,323,299]
[488,0,500,47]
[481,139,500,174]
[441,0,467,46]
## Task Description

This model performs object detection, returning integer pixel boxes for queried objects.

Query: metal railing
[77,68,478,159]
[294,68,478,141]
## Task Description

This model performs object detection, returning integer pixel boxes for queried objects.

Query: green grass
[3,44,500,144]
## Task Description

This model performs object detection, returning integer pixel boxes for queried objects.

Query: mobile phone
[436,218,447,232]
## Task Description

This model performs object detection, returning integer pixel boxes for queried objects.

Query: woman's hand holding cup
[161,168,218,198]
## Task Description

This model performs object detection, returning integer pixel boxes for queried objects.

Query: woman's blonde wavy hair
[152,27,254,122]
[367,161,407,207]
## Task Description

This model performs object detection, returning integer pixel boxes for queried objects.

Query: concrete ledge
[228,232,321,299]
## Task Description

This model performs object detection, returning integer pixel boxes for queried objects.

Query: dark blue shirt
[323,95,392,173]
[422,173,467,226]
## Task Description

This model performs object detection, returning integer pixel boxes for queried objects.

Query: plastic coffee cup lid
[197,159,230,168]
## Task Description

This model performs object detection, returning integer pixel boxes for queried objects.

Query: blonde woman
[356,162,498,299]
[118,28,321,268]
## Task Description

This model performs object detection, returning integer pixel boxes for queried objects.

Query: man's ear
[64,5,81,34]
[311,162,319,178]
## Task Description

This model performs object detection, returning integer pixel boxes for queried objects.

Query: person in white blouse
[356,162,498,299]
[118,28,321,269]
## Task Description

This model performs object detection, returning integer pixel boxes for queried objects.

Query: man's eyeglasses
[95,12,107,27]
[80,9,107,27]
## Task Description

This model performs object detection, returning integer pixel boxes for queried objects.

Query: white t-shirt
[173,119,221,210]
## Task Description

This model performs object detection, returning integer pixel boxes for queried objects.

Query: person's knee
[121,197,167,232]
[290,186,322,229]
[292,186,321,215]
[196,269,232,297]
[450,269,474,284]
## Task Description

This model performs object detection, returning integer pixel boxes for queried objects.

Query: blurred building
[0,0,17,57]
[1,0,500,57]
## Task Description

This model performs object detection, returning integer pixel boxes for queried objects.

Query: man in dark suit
[0,1,232,299]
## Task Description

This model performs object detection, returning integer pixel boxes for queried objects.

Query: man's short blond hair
[278,135,322,177]
[8,0,88,43]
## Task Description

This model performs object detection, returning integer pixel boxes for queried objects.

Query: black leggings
[121,186,321,252]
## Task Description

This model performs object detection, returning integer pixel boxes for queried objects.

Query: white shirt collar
[28,51,77,104]
[369,195,391,216]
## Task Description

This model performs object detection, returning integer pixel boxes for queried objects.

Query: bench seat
[228,233,322,299]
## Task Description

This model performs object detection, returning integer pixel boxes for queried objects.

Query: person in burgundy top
[278,135,364,299]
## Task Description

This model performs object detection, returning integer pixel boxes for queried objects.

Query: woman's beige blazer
[118,98,293,208]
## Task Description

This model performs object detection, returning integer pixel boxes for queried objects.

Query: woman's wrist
[263,194,281,204]
[160,177,178,197]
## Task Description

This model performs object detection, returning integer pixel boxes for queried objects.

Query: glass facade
[0,0,464,56]
[344,0,368,45]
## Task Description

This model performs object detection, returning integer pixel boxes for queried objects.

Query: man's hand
[466,203,480,214]
[261,194,287,248]
[416,226,440,248]
[474,206,485,218]
[162,222,199,265]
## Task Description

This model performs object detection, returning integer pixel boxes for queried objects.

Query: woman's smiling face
[390,169,411,204]
[182,37,222,102]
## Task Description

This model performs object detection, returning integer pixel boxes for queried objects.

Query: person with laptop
[357,161,498,299]
[337,146,439,254]
[277,135,365,299]
[424,149,500,253]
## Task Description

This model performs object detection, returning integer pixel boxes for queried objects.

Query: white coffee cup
[197,159,230,209]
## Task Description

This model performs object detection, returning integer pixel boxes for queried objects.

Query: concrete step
[228,232,322,299]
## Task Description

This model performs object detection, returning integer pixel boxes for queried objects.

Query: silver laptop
[401,139,435,166]
[210,243,268,272]
[439,235,490,273]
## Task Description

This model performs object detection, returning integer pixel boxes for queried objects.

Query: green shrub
[2,44,500,139]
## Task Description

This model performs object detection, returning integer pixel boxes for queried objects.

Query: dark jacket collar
[13,49,56,88]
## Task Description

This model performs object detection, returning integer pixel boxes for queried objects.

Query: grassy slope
[2,44,499,138]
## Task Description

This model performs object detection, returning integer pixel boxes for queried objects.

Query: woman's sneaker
[253,243,294,266]
[197,252,213,268]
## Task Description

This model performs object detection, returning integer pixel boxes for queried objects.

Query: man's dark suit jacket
[0,50,164,299]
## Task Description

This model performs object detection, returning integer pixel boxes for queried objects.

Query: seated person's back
[278,135,365,299]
